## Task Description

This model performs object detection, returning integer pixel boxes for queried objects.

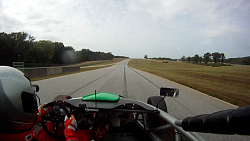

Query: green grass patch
[128,59,250,106]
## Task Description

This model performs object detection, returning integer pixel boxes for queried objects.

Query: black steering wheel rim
[41,101,71,139]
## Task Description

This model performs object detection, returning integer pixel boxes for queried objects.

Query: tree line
[180,52,250,65]
[114,56,129,58]
[144,55,177,61]
[224,56,250,65]
[149,57,177,61]
[0,32,115,66]
[180,52,226,64]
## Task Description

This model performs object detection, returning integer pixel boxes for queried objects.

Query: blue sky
[1,0,249,59]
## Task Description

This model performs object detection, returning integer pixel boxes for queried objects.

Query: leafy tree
[106,52,114,60]
[224,56,250,65]
[221,53,225,63]
[187,56,191,63]
[76,49,113,62]
[81,49,92,61]
[0,32,115,66]
[212,52,221,64]
[52,42,65,64]
[204,52,211,64]
[181,55,186,62]
[243,57,250,65]
[199,56,202,64]
[0,32,33,66]
[194,54,199,64]
[33,40,55,63]
[144,54,148,59]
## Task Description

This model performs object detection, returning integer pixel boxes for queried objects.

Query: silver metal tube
[175,129,181,141]
[175,120,182,127]
[158,109,205,141]
[134,120,161,141]
[147,124,172,132]
[142,102,205,141]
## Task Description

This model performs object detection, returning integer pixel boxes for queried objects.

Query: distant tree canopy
[181,52,225,64]
[181,52,250,65]
[224,56,250,65]
[199,56,202,64]
[181,55,185,62]
[194,54,199,64]
[221,53,225,63]
[212,52,221,64]
[113,56,129,58]
[76,49,113,62]
[0,32,116,66]
[187,56,191,63]
[204,52,211,64]
[150,57,177,61]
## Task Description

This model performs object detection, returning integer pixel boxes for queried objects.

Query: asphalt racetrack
[34,59,249,141]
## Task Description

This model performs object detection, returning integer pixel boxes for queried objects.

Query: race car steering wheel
[41,101,71,139]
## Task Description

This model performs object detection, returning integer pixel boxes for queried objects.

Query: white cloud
[1,0,249,58]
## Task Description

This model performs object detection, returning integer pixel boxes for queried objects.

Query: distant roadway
[34,59,249,141]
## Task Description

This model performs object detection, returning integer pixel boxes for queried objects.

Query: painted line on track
[123,67,128,98]
[69,67,118,96]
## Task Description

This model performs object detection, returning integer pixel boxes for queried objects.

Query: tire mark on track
[129,67,196,115]
[123,67,128,98]
[69,67,118,96]
[129,67,160,89]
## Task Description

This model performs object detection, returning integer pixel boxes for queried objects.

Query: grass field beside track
[128,59,250,106]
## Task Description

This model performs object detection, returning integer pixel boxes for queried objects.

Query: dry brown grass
[128,59,250,106]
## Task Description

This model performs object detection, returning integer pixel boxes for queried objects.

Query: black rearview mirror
[160,87,179,97]
[33,85,39,92]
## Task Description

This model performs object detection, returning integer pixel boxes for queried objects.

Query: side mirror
[33,85,39,92]
[160,87,179,97]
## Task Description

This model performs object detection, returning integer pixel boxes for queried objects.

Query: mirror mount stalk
[156,96,166,110]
